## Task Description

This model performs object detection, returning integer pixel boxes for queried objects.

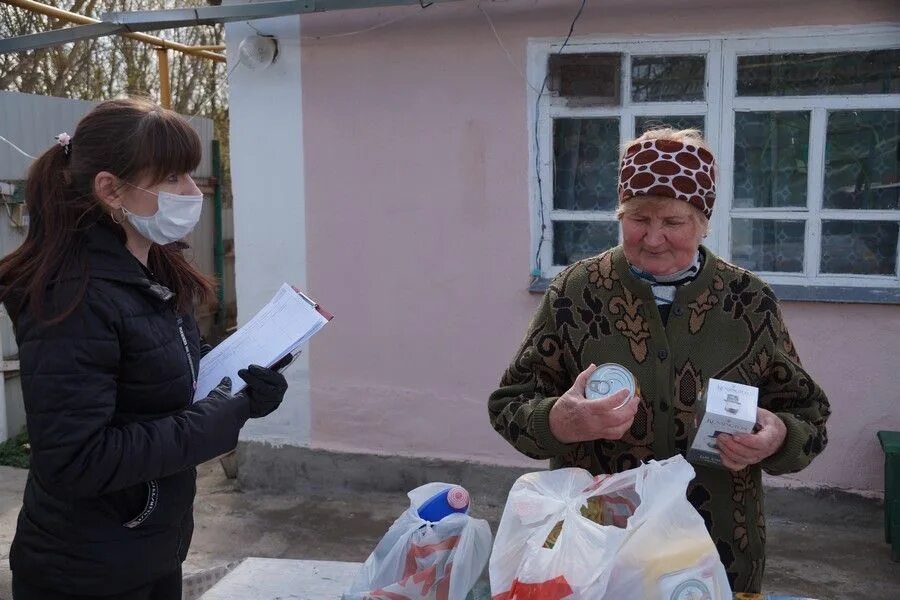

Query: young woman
[0,98,288,599]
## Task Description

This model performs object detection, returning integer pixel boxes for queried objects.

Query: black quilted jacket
[5,223,250,595]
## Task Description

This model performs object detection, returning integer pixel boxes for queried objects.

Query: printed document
[194,283,330,401]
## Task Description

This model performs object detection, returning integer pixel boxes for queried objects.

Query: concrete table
[199,558,814,600]
[199,558,363,599]
[199,558,492,600]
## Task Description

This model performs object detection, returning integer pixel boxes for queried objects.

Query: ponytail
[0,143,95,323]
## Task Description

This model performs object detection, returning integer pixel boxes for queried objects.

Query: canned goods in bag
[585,363,638,410]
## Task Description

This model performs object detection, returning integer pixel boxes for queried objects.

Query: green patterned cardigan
[488,245,830,593]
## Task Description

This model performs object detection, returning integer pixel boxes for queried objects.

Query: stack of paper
[193,283,331,402]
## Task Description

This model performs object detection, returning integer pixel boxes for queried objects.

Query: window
[533,41,714,270]
[529,28,900,301]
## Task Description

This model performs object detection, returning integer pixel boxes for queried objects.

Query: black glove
[238,363,289,418]
[207,376,237,402]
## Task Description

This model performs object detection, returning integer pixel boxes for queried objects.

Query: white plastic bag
[344,482,493,600]
[489,456,731,600]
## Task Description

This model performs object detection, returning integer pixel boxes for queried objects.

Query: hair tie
[55,132,72,156]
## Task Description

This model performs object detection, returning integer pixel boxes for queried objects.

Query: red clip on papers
[294,287,334,322]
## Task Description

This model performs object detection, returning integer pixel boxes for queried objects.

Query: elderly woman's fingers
[717,439,751,470]
[718,434,759,463]
[584,403,634,428]
[730,411,787,460]
[581,400,638,440]
[724,432,767,453]
[583,389,631,413]
[571,363,599,396]
[622,395,641,413]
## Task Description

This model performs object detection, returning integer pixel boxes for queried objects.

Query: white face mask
[122,185,203,245]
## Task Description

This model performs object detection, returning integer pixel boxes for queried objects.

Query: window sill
[766,284,899,305]
[528,277,899,305]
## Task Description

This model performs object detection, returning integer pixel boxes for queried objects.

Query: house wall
[289,0,900,490]
[227,14,311,445]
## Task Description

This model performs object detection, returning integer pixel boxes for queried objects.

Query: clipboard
[194,284,333,401]
[270,289,335,373]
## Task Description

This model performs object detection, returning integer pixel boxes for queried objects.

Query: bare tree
[1,1,231,187]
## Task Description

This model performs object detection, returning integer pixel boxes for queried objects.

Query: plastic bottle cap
[447,486,469,510]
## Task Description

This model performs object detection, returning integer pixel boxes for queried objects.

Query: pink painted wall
[301,1,900,490]
[775,302,900,491]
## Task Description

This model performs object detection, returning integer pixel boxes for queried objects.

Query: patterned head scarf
[617,138,717,218]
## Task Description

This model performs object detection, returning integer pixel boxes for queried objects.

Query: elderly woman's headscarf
[618,138,717,218]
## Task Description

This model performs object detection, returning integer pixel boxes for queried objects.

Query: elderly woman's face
[621,197,704,276]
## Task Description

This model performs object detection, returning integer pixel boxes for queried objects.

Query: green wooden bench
[877,430,900,562]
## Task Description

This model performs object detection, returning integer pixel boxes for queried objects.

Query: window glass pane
[731,219,805,273]
[631,55,706,102]
[549,53,621,104]
[824,110,900,210]
[553,118,620,211]
[737,49,900,96]
[553,221,619,265]
[635,115,705,136]
[734,111,810,208]
[820,220,898,275]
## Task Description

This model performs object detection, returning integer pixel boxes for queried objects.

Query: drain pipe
[0,307,9,442]
[212,140,226,337]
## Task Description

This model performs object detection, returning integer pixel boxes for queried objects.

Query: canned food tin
[585,363,638,410]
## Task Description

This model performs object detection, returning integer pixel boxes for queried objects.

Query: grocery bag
[489,456,731,599]
[344,482,493,600]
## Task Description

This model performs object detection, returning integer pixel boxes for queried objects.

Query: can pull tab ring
[586,364,636,410]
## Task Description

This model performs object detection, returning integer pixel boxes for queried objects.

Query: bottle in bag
[417,485,470,522]
[645,536,723,599]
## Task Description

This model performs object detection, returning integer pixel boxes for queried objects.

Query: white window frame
[722,32,900,288]
[528,25,900,294]
[528,38,721,280]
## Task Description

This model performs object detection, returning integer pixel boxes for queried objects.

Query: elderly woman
[488,128,830,593]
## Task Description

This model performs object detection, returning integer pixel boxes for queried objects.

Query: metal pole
[157,47,171,109]
[211,140,226,334]
[4,0,225,62]
[0,307,7,444]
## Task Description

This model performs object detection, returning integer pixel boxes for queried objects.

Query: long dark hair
[0,97,215,322]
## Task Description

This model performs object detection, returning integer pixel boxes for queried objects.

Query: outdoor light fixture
[238,34,278,71]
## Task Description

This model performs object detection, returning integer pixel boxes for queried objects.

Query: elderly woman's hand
[716,407,787,471]
[549,364,640,444]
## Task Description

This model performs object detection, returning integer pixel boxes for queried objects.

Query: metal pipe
[0,306,7,444]
[4,0,225,62]
[105,0,463,27]
[7,0,98,24]
[156,48,171,108]
[211,140,226,334]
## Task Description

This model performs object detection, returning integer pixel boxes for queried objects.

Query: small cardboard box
[687,378,758,469]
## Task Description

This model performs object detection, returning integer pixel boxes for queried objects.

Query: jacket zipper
[176,315,197,394]
[175,314,194,565]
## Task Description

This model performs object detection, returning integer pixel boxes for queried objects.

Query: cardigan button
[672,304,685,316]
[658,349,669,361]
